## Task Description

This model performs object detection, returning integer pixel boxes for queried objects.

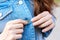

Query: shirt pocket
[0,6,13,32]
[0,6,13,20]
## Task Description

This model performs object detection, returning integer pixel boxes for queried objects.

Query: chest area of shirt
[0,0,34,32]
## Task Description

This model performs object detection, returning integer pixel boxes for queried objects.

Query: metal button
[0,12,2,17]
[19,0,23,5]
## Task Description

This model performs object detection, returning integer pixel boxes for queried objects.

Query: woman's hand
[0,19,28,40]
[31,11,55,33]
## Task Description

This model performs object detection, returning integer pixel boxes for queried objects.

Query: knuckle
[40,25,45,28]
[17,34,22,39]
[21,29,24,33]
[6,21,13,25]
[49,14,52,18]
[19,29,24,33]
[49,19,53,23]
[51,19,53,23]
[19,34,22,38]
[40,24,43,27]
[43,11,49,15]
[20,24,24,27]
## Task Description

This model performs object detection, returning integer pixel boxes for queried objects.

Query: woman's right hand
[0,19,28,40]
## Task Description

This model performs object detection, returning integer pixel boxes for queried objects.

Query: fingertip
[31,17,37,22]
[42,29,47,33]
[31,18,34,22]
[24,20,28,25]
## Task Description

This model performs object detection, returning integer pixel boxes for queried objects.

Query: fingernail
[42,30,45,33]
[31,19,34,22]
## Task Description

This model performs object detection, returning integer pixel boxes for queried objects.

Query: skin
[0,19,28,40]
[31,11,55,32]
[0,11,55,40]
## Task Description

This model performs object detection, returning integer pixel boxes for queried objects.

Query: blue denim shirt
[0,0,55,40]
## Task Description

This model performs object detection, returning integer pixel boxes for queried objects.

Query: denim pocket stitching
[0,8,13,20]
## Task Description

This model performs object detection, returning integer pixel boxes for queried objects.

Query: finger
[33,14,52,26]
[8,19,28,25]
[31,11,49,22]
[10,29,23,34]
[39,19,53,28]
[11,24,24,29]
[13,34,22,39]
[15,29,23,34]
[42,23,55,32]
[16,34,22,39]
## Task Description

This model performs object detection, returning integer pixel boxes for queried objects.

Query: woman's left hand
[31,11,55,33]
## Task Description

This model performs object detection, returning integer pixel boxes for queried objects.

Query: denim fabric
[0,0,55,40]
[0,0,36,40]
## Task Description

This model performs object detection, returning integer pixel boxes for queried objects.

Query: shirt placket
[17,0,36,40]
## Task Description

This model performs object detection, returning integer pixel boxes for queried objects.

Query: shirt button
[19,0,23,5]
[0,13,2,17]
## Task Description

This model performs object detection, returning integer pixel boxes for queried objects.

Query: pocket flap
[0,6,13,20]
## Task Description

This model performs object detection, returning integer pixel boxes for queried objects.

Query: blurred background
[55,0,60,5]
